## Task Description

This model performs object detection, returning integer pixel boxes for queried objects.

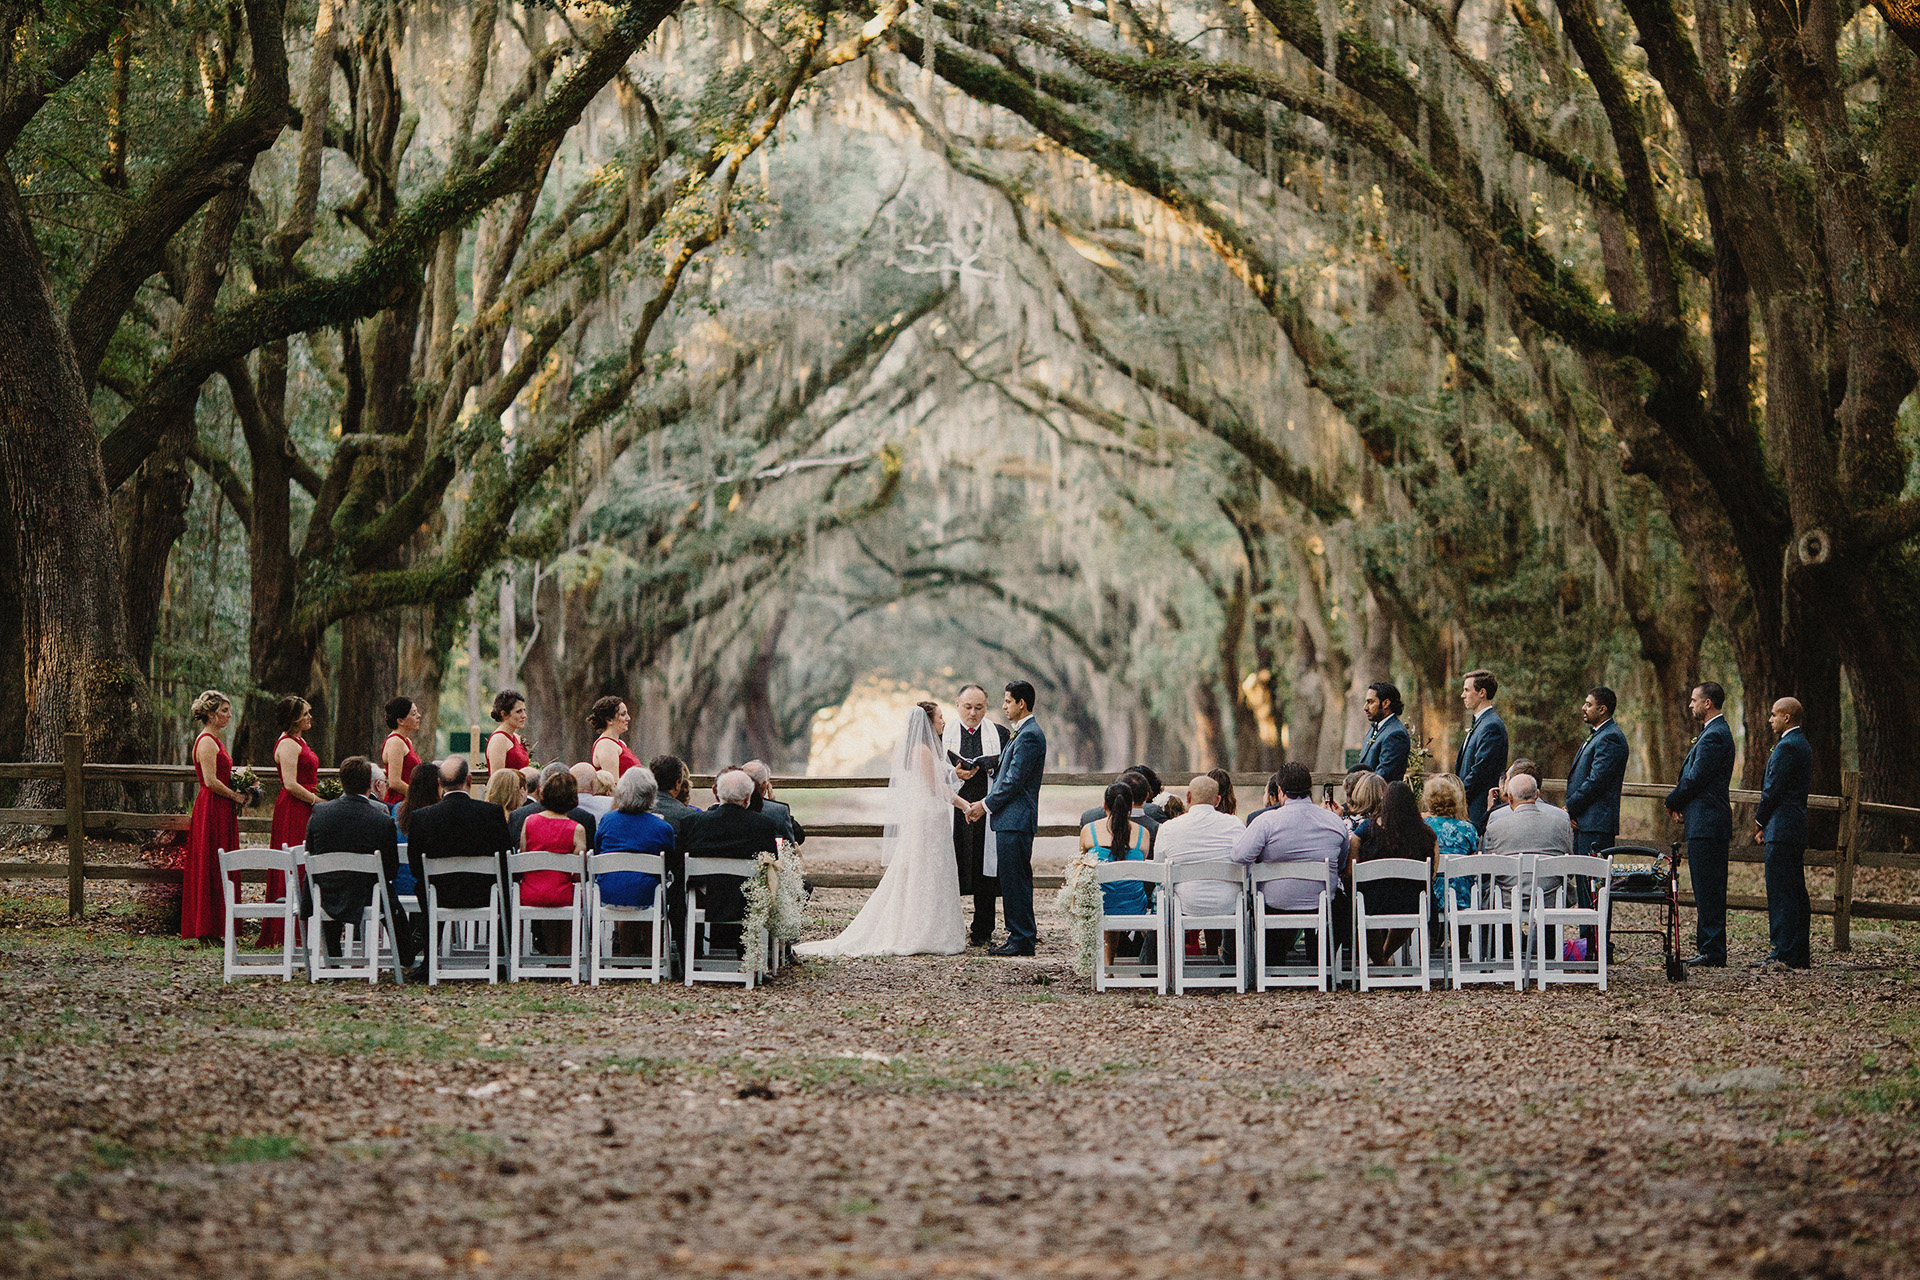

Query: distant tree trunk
[335,610,400,760]
[0,468,25,768]
[735,608,788,766]
[0,170,151,787]
[117,448,193,677]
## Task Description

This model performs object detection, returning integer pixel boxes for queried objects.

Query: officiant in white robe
[945,685,1008,947]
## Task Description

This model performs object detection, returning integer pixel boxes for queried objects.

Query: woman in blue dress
[593,766,674,955]
[1081,781,1155,961]
[1421,773,1479,912]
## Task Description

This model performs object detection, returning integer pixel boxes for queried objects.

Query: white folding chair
[425,856,503,985]
[1250,863,1336,992]
[1353,858,1432,992]
[219,846,302,982]
[305,850,400,983]
[684,856,768,989]
[1092,861,1168,994]
[1441,853,1525,990]
[588,851,671,985]
[1166,860,1247,994]
[507,851,584,982]
[1531,854,1611,991]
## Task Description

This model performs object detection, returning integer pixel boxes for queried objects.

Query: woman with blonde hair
[180,690,251,941]
[1421,773,1479,913]
[485,767,526,818]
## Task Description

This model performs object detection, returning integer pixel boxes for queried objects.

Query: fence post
[1834,769,1861,953]
[64,733,85,918]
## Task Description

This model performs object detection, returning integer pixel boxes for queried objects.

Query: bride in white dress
[796,701,970,957]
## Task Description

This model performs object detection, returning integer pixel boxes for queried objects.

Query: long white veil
[878,705,957,867]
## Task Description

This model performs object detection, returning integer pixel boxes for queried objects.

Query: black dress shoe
[988,940,1035,957]
[1685,953,1726,968]
[969,934,994,947]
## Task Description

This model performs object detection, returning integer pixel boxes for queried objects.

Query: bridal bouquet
[1054,853,1102,978]
[229,766,262,808]
[740,845,806,976]
[316,778,344,801]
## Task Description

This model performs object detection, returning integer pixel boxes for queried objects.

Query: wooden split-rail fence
[3,734,1917,949]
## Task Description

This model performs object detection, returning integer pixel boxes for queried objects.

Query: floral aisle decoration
[740,843,807,976]
[1405,730,1434,793]
[1054,852,1102,977]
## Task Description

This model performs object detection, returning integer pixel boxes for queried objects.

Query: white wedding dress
[795,708,966,958]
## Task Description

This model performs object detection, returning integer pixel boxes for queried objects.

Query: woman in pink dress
[259,696,321,949]
[180,690,250,941]
[520,768,586,953]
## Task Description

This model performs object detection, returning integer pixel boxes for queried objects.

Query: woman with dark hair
[521,767,587,953]
[487,689,540,786]
[260,695,321,949]
[1207,767,1237,817]
[589,696,640,779]
[181,690,249,941]
[381,697,421,806]
[1080,780,1154,960]
[394,759,442,911]
[1355,780,1437,964]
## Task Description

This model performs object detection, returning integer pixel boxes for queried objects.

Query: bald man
[1753,697,1813,971]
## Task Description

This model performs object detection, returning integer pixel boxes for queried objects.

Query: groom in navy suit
[979,680,1045,956]
[1666,681,1736,967]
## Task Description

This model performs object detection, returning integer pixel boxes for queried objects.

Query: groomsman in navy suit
[1753,697,1813,971]
[1666,681,1736,967]
[1454,669,1508,833]
[1564,687,1629,859]
[1356,682,1410,783]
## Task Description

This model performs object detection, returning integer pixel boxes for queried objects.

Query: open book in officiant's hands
[948,751,999,771]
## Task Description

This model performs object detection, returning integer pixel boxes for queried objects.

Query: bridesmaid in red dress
[589,696,641,779]
[486,689,540,786]
[259,696,321,949]
[381,697,422,808]
[180,690,249,941]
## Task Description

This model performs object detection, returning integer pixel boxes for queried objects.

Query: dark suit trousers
[996,830,1036,947]
[1688,836,1730,962]
[954,812,998,939]
[1765,841,1811,969]
[311,871,415,966]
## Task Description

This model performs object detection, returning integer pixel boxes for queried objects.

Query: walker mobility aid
[1599,840,1687,982]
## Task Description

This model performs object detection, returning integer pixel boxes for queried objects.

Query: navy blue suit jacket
[1454,709,1509,829]
[1755,727,1812,844]
[1564,719,1629,835]
[983,719,1046,835]
[1665,715,1735,839]
[1358,714,1409,783]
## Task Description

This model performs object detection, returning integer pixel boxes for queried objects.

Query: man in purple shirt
[1232,762,1353,959]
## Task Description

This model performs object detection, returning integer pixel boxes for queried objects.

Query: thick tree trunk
[0,167,151,790]
[118,448,193,676]
[0,466,25,769]
[335,609,401,760]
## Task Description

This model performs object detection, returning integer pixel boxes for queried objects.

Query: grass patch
[91,1139,137,1170]
[218,1135,307,1163]
[1846,1064,1920,1117]
[601,1054,674,1079]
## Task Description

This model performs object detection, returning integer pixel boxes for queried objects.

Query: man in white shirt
[1157,775,1246,913]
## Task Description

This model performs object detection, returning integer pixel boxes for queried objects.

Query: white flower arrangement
[1054,853,1102,978]
[740,844,807,976]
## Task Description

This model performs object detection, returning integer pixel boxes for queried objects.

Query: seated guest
[519,768,588,953]
[649,754,703,836]
[1129,765,1169,822]
[1232,762,1353,961]
[1160,793,1187,820]
[1078,770,1163,836]
[485,766,526,819]
[407,755,509,915]
[594,766,673,910]
[743,760,805,845]
[1244,772,1283,825]
[510,763,598,848]
[1081,782,1154,962]
[367,765,387,809]
[571,762,615,817]
[1483,771,1574,899]
[394,759,441,898]
[306,756,417,972]
[1421,773,1479,913]
[1206,767,1238,817]
[1158,775,1247,957]
[678,768,780,951]
[1335,768,1383,827]
[1354,781,1436,965]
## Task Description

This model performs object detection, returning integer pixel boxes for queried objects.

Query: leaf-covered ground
[2,874,1916,1279]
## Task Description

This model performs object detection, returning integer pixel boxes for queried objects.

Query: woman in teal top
[1421,774,1479,910]
[1081,782,1155,916]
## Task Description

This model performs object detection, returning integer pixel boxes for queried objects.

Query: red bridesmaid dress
[489,729,532,773]
[179,732,240,941]
[382,732,420,805]
[258,733,318,949]
[596,735,640,776]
